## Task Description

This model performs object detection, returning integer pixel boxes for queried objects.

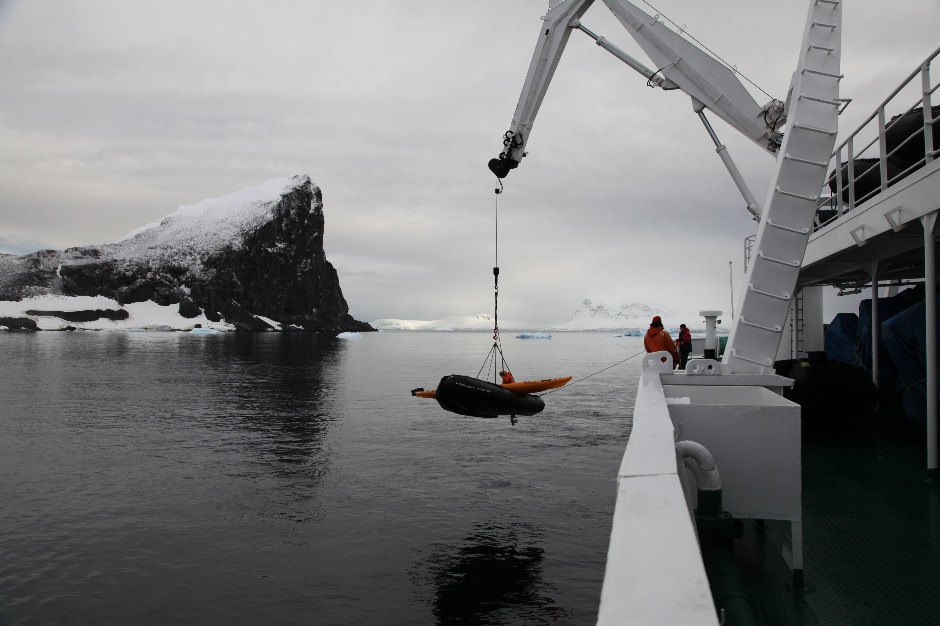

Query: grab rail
[814,45,940,230]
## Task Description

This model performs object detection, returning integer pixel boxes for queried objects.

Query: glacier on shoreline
[371,298,712,333]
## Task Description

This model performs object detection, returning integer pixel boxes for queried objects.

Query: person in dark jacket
[643,316,680,369]
[676,323,692,369]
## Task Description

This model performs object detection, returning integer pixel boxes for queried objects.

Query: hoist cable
[489,178,509,382]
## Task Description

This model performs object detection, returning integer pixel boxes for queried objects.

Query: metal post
[923,212,938,480]
[791,300,797,360]
[924,63,934,165]
[835,145,845,217]
[700,310,722,359]
[869,262,880,390]
[848,138,856,210]
[878,108,889,193]
[729,262,735,323]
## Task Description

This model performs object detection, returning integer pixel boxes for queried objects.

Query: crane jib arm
[488,0,596,179]
[489,0,786,179]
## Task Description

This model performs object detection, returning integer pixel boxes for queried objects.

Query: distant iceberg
[336,332,361,339]
[516,332,551,339]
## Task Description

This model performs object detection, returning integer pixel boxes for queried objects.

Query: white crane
[490,0,842,374]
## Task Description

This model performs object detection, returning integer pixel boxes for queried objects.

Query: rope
[476,339,513,382]
[538,350,647,396]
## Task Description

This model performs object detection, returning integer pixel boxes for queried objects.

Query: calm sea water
[0,331,642,626]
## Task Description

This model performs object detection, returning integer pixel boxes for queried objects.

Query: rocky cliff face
[0,175,372,332]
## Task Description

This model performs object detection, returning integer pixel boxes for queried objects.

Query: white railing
[815,45,940,230]
[596,354,718,626]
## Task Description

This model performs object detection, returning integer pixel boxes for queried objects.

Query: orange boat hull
[501,376,572,394]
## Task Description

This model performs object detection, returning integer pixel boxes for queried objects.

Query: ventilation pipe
[676,440,758,626]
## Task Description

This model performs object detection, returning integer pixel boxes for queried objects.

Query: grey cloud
[0,0,936,324]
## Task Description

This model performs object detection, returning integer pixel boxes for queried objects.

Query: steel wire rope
[641,0,775,102]
[486,179,511,382]
[537,350,647,396]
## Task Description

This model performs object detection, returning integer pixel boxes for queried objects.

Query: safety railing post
[924,62,934,165]
[835,146,845,216]
[878,107,889,193]
[847,137,856,210]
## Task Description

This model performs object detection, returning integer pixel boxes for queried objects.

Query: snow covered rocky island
[0,175,372,333]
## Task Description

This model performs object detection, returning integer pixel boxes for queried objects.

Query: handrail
[832,45,940,155]
[596,353,719,625]
[812,45,940,232]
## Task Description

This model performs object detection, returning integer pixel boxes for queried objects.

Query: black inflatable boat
[432,374,545,418]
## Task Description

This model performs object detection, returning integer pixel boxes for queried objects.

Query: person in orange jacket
[499,370,515,384]
[644,315,681,369]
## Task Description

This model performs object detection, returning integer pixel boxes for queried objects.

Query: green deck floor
[733,400,940,625]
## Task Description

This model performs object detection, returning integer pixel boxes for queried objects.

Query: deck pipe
[676,441,759,626]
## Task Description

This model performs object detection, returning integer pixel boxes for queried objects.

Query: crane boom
[488,0,596,179]
[603,0,784,154]
[490,0,842,374]
[488,0,785,179]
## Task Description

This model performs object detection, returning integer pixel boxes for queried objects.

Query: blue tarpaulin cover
[882,295,940,428]
[825,312,863,367]
[857,285,924,388]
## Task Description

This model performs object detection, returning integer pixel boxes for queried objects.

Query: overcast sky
[1,0,937,324]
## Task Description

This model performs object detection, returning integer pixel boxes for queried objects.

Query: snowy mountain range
[372,298,707,332]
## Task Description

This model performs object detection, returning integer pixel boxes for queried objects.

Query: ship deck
[735,395,940,625]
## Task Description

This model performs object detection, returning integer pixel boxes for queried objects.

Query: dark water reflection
[420,522,570,626]
[198,333,341,472]
[0,331,639,626]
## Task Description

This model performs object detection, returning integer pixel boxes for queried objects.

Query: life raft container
[885,105,940,173]
[431,374,545,418]
[827,157,901,205]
